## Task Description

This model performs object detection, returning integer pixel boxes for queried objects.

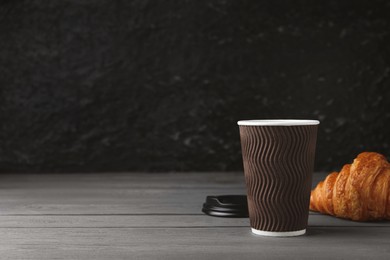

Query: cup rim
[237,119,320,126]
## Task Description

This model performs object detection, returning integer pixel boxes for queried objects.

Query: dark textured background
[0,0,389,173]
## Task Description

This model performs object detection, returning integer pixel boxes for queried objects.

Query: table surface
[0,172,389,259]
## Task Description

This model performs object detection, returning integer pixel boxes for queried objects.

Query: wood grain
[0,214,388,228]
[0,172,389,259]
[0,227,389,260]
[0,172,324,214]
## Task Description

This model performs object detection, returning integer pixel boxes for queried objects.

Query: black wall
[0,0,389,173]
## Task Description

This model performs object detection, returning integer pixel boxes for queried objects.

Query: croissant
[310,152,390,221]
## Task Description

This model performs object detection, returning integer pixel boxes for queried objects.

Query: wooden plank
[0,187,244,214]
[0,192,330,215]
[0,172,326,188]
[0,214,388,228]
[0,172,327,215]
[0,172,247,189]
[0,227,389,259]
[0,172,388,259]
[0,172,244,214]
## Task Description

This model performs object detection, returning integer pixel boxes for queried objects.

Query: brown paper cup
[238,120,319,237]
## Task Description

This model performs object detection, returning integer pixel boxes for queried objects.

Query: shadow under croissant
[309,211,390,226]
[306,225,390,237]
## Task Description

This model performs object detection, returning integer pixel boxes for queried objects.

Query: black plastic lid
[202,195,249,218]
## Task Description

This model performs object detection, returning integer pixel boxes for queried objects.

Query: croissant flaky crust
[310,152,390,221]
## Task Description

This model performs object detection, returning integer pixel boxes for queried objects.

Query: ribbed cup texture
[239,125,318,232]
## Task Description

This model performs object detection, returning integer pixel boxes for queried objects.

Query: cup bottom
[251,228,306,237]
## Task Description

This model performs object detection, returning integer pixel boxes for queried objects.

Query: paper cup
[238,119,319,237]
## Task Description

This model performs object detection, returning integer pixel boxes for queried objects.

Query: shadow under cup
[238,120,319,237]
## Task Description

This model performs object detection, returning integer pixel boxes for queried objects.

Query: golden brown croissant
[310,152,390,221]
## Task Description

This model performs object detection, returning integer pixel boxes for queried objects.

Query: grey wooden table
[0,172,389,259]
